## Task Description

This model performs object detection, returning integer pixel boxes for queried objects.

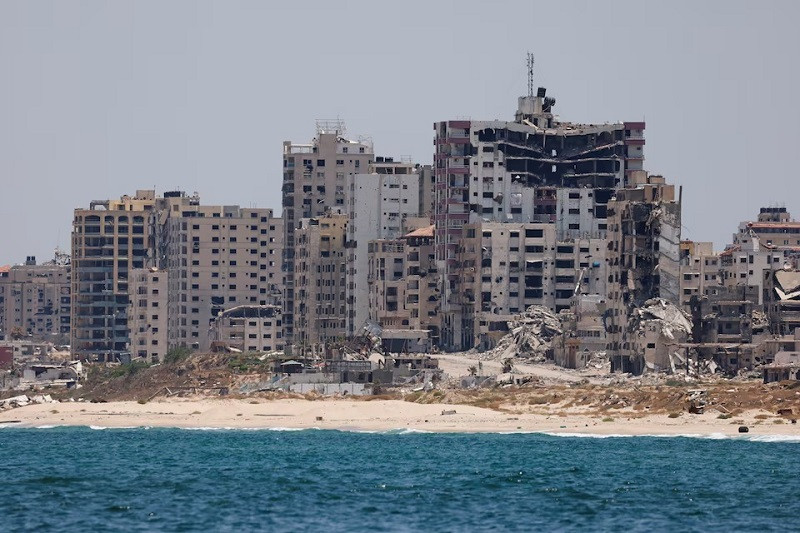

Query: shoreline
[2,398,799,438]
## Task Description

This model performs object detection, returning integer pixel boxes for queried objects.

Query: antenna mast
[526,52,535,97]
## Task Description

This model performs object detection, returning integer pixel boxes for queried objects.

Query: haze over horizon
[1,0,798,264]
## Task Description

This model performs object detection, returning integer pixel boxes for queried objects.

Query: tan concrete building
[282,123,373,345]
[347,158,428,338]
[210,305,282,353]
[679,240,719,310]
[293,212,348,355]
[453,221,606,350]
[0,255,70,344]
[154,192,283,352]
[434,87,646,350]
[128,267,168,362]
[605,173,682,373]
[71,190,158,361]
[367,225,441,351]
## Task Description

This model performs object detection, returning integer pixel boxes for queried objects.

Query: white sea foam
[180,426,320,432]
[543,431,800,442]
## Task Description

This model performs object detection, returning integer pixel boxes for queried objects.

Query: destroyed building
[210,305,283,353]
[605,172,682,373]
[553,294,608,369]
[764,269,800,335]
[690,285,760,345]
[453,221,605,351]
[434,82,646,350]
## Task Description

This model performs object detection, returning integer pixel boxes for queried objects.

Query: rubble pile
[631,298,693,340]
[481,306,563,363]
[0,394,58,411]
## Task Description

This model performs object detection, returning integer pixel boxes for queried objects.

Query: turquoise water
[1,427,798,532]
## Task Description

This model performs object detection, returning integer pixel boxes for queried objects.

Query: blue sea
[1,427,798,532]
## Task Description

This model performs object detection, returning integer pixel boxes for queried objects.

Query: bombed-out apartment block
[152,192,282,353]
[127,267,168,363]
[433,85,645,350]
[346,157,431,339]
[0,254,70,344]
[293,212,348,355]
[763,330,800,383]
[282,123,374,346]
[764,269,800,336]
[690,285,760,345]
[553,294,608,369]
[210,305,282,353]
[719,207,800,305]
[605,172,682,373]
[688,285,767,373]
[451,221,606,351]
[367,225,441,352]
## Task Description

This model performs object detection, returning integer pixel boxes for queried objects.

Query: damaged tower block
[433,79,647,351]
[605,172,683,374]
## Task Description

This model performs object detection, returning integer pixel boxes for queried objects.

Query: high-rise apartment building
[346,157,426,337]
[282,122,373,346]
[71,190,157,361]
[153,192,283,352]
[0,254,70,343]
[293,212,348,354]
[433,88,645,349]
[454,221,606,350]
[605,172,682,373]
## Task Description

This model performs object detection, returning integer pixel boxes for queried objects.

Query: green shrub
[164,347,193,365]
[110,361,150,378]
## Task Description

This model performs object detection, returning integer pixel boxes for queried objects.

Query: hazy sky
[1,0,798,264]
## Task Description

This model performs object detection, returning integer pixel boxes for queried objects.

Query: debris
[687,389,707,414]
[632,298,693,341]
[480,306,563,363]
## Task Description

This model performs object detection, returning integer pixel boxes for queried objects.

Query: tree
[501,358,514,374]
[468,365,478,377]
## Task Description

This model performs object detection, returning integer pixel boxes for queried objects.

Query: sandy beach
[2,398,799,438]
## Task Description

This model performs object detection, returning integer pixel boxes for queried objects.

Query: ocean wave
[543,431,800,442]
[180,426,320,432]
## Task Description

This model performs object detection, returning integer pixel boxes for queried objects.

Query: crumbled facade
[453,221,606,350]
[366,224,440,350]
[764,269,800,336]
[210,305,282,353]
[605,173,682,373]
[433,88,645,350]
